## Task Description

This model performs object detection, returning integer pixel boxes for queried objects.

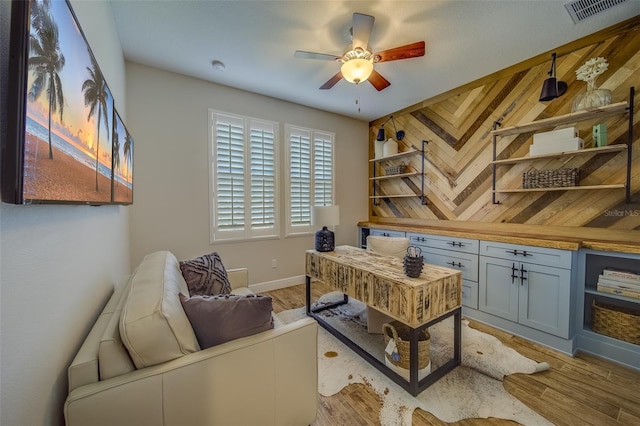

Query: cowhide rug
[277,292,552,426]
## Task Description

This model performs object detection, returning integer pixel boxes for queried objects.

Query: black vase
[403,255,423,278]
[315,226,335,252]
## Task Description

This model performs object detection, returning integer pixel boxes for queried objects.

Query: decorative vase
[571,78,612,112]
[383,138,398,157]
[375,139,385,159]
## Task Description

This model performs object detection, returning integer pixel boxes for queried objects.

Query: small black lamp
[376,115,405,141]
[311,205,340,252]
[539,52,568,102]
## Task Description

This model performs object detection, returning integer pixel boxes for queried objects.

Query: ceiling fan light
[341,58,374,84]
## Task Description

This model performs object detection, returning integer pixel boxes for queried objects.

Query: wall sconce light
[311,205,340,252]
[376,115,405,141]
[539,52,568,101]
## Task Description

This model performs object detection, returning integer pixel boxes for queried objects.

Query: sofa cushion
[179,252,232,296]
[180,293,274,349]
[120,251,200,369]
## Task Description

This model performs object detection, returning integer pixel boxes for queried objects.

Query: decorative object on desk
[538,52,568,101]
[593,123,608,147]
[572,56,612,112]
[523,168,579,189]
[403,245,423,277]
[385,162,407,175]
[377,115,405,142]
[311,205,340,252]
[277,294,551,425]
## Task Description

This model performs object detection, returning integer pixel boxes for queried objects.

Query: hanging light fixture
[376,115,405,141]
[539,52,568,101]
[340,47,375,84]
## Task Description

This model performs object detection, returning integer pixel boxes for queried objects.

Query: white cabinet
[408,232,479,309]
[479,241,573,338]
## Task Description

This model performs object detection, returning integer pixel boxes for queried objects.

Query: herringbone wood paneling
[370,18,640,230]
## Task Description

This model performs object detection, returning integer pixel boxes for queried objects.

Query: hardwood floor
[263,283,640,426]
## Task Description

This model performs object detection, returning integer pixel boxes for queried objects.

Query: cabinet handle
[511,263,518,283]
[520,265,528,285]
[447,261,464,268]
[506,249,519,256]
[447,241,465,247]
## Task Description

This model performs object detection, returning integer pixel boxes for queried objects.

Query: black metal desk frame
[306,275,462,396]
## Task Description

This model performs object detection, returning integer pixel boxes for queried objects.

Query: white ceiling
[110,0,640,122]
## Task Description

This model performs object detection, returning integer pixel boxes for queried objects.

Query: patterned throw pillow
[179,293,274,348]
[179,252,232,296]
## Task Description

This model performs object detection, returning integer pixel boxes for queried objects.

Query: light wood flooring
[263,282,640,426]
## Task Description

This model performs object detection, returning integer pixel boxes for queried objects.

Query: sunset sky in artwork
[27,0,113,169]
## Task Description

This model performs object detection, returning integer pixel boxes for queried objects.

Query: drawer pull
[447,261,464,268]
[506,249,532,257]
[447,241,465,247]
[413,236,426,242]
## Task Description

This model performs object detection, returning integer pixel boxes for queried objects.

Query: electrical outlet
[271,259,277,268]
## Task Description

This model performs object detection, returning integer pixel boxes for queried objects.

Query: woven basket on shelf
[385,162,407,175]
[592,300,640,345]
[523,168,579,189]
[382,321,430,370]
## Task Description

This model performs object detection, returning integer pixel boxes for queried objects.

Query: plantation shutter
[210,111,278,242]
[285,125,335,236]
[214,114,245,233]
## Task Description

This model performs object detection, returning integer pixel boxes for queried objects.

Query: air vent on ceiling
[564,0,628,23]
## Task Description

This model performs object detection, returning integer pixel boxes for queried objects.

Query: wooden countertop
[358,219,640,254]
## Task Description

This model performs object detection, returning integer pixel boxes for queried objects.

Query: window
[285,125,335,236]
[209,110,278,242]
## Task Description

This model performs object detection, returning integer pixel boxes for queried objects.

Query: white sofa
[64,251,318,426]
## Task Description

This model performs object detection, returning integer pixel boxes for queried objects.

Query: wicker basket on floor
[523,168,579,189]
[382,321,430,370]
[592,300,640,345]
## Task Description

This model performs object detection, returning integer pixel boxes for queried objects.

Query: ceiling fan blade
[367,70,390,91]
[352,13,374,50]
[294,50,341,61]
[375,41,425,63]
[320,72,343,90]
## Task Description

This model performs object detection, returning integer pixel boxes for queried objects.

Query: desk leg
[409,326,419,396]
[305,275,311,315]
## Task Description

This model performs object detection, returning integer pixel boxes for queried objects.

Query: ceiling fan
[294,13,425,91]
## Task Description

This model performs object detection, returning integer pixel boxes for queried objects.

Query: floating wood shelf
[369,171,421,181]
[491,145,626,165]
[491,102,629,137]
[370,148,420,163]
[369,194,418,199]
[493,184,626,193]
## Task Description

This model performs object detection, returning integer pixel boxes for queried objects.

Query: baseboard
[249,275,306,293]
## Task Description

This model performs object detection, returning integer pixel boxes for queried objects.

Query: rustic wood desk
[305,245,463,396]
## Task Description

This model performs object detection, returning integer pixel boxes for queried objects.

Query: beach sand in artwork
[113,180,132,203]
[24,133,112,203]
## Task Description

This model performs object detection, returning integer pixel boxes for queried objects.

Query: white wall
[0,2,129,425]
[127,62,369,285]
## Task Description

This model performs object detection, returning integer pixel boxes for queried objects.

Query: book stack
[597,268,640,299]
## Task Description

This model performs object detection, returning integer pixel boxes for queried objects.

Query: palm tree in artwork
[28,0,65,160]
[123,133,133,187]
[112,125,120,191]
[82,56,109,191]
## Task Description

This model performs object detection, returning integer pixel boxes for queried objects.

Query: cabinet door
[518,262,571,337]
[479,256,519,322]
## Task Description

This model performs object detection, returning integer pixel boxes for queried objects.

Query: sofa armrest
[64,317,318,426]
[227,268,248,290]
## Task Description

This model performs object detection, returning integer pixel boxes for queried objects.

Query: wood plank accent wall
[370,17,640,230]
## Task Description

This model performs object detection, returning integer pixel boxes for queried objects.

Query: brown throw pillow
[179,252,231,296]
[179,293,274,349]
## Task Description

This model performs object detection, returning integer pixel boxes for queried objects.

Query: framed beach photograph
[111,110,133,204]
[3,0,114,204]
